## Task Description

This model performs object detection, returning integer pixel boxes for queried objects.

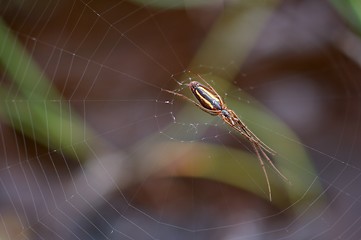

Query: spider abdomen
[189,81,222,111]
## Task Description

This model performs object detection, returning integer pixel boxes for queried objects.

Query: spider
[162,73,290,201]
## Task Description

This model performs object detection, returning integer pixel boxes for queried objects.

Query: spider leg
[162,88,220,116]
[241,123,277,156]
[228,109,277,156]
[222,115,256,141]
[251,141,272,201]
[258,146,291,184]
[162,88,198,105]
[230,120,290,184]
[222,114,290,186]
[225,117,274,201]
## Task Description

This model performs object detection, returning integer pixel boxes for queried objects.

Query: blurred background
[1,0,361,239]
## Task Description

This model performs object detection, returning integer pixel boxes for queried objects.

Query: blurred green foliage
[331,0,361,32]
[0,19,92,160]
[0,0,324,208]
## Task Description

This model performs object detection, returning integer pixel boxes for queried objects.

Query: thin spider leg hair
[162,88,220,115]
[252,141,272,201]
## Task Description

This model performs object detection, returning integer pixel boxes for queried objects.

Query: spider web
[1,0,361,239]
